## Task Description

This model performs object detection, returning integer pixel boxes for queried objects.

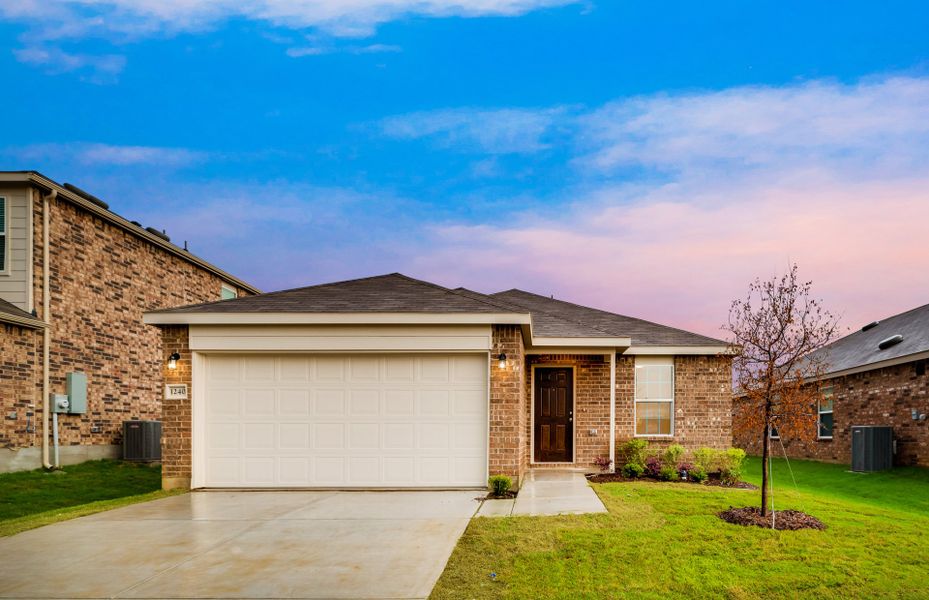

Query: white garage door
[200,354,488,488]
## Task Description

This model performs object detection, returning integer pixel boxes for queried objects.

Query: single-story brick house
[0,171,258,472]
[734,303,929,467]
[144,273,733,490]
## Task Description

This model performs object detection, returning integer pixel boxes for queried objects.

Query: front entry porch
[476,470,607,517]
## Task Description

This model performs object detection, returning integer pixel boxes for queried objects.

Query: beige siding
[0,187,31,310]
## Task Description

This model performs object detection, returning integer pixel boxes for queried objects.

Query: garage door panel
[202,354,487,488]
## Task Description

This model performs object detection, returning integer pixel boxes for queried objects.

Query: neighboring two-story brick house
[0,171,258,472]
[733,303,929,467]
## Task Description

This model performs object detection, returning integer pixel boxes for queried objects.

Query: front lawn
[431,458,929,599]
[0,460,180,537]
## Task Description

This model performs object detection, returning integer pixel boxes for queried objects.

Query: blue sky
[2,1,928,335]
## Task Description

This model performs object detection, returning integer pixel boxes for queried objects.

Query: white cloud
[286,42,402,56]
[15,143,209,167]
[13,46,126,83]
[380,107,569,154]
[1,1,576,41]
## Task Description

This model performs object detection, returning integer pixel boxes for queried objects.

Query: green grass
[0,460,181,537]
[431,458,929,599]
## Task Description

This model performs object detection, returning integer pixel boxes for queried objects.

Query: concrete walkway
[0,490,479,599]
[477,470,607,517]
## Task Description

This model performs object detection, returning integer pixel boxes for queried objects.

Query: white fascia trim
[623,345,732,355]
[525,346,620,355]
[531,336,631,347]
[144,311,533,326]
[817,349,929,381]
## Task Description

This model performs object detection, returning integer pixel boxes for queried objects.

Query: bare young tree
[725,264,840,516]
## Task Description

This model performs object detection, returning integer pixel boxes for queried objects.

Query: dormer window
[220,284,237,300]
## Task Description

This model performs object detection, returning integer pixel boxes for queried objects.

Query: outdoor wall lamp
[498,353,507,369]
[167,352,181,370]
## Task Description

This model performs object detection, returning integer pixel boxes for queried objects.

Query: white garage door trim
[191,352,489,489]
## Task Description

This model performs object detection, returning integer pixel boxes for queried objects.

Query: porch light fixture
[167,352,181,370]
[498,353,507,369]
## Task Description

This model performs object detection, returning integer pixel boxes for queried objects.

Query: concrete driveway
[0,490,479,599]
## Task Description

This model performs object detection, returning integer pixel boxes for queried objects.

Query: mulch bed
[482,490,518,500]
[718,506,826,530]
[586,473,758,490]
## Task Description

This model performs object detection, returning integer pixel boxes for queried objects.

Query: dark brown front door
[534,368,573,462]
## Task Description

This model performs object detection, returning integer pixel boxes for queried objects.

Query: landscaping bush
[720,448,746,483]
[622,462,645,478]
[690,467,708,483]
[693,447,718,475]
[663,444,686,468]
[645,456,662,477]
[488,475,512,497]
[659,465,679,481]
[593,456,613,472]
[618,439,649,470]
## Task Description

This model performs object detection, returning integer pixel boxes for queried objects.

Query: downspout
[40,189,55,469]
[609,350,616,472]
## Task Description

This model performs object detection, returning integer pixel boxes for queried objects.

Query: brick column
[489,325,526,488]
[160,325,192,490]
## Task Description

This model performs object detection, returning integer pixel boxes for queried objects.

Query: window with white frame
[818,386,834,439]
[0,197,6,273]
[635,356,674,436]
[220,284,236,300]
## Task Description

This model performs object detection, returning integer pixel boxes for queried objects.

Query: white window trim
[633,356,675,438]
[818,387,834,440]
[769,425,780,440]
[220,283,236,300]
[0,196,8,276]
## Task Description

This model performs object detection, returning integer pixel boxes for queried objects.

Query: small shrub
[720,448,746,483]
[618,439,649,469]
[645,455,662,477]
[663,444,686,467]
[592,456,613,472]
[693,447,718,474]
[488,475,512,496]
[622,462,645,478]
[690,467,708,483]
[659,465,678,481]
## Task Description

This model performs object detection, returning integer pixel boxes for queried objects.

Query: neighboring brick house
[0,171,258,472]
[733,303,929,467]
[143,273,733,490]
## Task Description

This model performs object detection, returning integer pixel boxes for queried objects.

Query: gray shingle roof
[0,299,45,328]
[491,289,728,346]
[804,303,929,375]
[151,273,522,314]
[149,273,725,348]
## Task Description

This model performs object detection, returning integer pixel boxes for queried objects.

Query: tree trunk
[760,418,770,517]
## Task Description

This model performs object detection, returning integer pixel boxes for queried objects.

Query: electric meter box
[50,393,70,414]
[66,372,88,414]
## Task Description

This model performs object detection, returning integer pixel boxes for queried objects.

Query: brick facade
[733,360,929,467]
[0,325,41,449]
[160,326,192,489]
[488,325,527,486]
[1,184,253,470]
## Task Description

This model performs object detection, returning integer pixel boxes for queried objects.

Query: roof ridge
[495,289,728,344]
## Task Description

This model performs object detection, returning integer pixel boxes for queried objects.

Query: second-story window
[220,284,237,300]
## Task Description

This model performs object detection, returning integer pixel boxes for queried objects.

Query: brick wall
[14,191,251,452]
[733,360,929,467]
[488,325,526,486]
[615,355,733,460]
[160,326,192,489]
[0,325,41,448]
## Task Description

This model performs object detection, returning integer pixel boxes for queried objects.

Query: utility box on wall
[851,426,894,472]
[66,372,88,414]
